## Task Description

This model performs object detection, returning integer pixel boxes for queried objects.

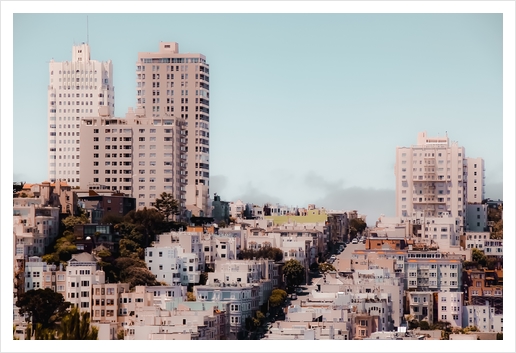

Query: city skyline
[10,13,506,223]
[2,2,515,352]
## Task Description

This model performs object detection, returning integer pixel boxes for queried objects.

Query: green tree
[419,321,430,330]
[58,307,98,340]
[16,289,69,337]
[124,208,166,247]
[488,205,503,239]
[350,218,367,235]
[33,323,56,340]
[283,259,305,290]
[62,213,89,232]
[239,247,283,262]
[472,248,487,267]
[319,263,336,274]
[199,272,209,285]
[155,192,180,221]
[310,262,320,272]
[408,319,420,330]
[100,213,124,225]
[186,292,196,301]
[114,257,160,288]
[268,289,287,317]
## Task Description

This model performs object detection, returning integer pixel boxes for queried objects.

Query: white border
[2,1,514,352]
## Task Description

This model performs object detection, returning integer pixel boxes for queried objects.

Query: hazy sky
[10,12,505,224]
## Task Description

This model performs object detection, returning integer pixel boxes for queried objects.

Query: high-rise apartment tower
[48,43,114,186]
[136,42,210,214]
[394,132,467,230]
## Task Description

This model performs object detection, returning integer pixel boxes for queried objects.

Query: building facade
[48,43,114,186]
[79,107,186,209]
[136,42,210,214]
[395,132,467,230]
[465,157,485,203]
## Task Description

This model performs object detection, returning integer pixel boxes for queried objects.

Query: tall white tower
[48,43,114,187]
[394,132,467,230]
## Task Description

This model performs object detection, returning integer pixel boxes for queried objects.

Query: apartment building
[461,232,491,250]
[79,107,186,209]
[206,259,274,305]
[466,157,485,203]
[16,256,66,302]
[437,291,463,327]
[125,305,227,340]
[145,232,204,285]
[466,203,488,231]
[48,43,114,186]
[406,291,435,324]
[405,251,462,292]
[145,245,201,285]
[65,252,105,312]
[345,250,405,277]
[15,181,77,215]
[462,302,503,333]
[310,271,403,329]
[326,210,350,245]
[395,132,467,230]
[194,285,255,338]
[136,42,210,215]
[13,196,60,265]
[91,283,130,324]
[463,268,503,310]
[77,190,136,223]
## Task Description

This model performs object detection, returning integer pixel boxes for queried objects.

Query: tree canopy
[124,208,167,247]
[154,192,179,221]
[472,248,487,267]
[349,218,367,237]
[239,247,283,262]
[488,205,503,239]
[16,289,69,335]
[62,214,89,232]
[283,259,305,289]
[319,263,336,273]
[268,289,287,308]
[58,307,98,340]
[114,257,159,288]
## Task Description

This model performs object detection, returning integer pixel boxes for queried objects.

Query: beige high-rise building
[394,132,467,230]
[48,43,114,186]
[79,107,186,210]
[136,42,210,215]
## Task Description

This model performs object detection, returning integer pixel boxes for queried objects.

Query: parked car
[291,294,297,300]
[352,238,358,244]
[295,287,302,294]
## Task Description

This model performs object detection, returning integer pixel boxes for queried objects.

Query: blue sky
[10,12,505,223]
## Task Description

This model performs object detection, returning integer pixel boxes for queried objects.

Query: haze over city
[10,12,505,223]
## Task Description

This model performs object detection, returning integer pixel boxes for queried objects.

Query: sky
[11,12,504,224]
[2,2,515,352]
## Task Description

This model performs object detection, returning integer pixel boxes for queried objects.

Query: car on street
[352,238,358,244]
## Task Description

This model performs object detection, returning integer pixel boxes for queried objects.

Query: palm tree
[58,307,98,340]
